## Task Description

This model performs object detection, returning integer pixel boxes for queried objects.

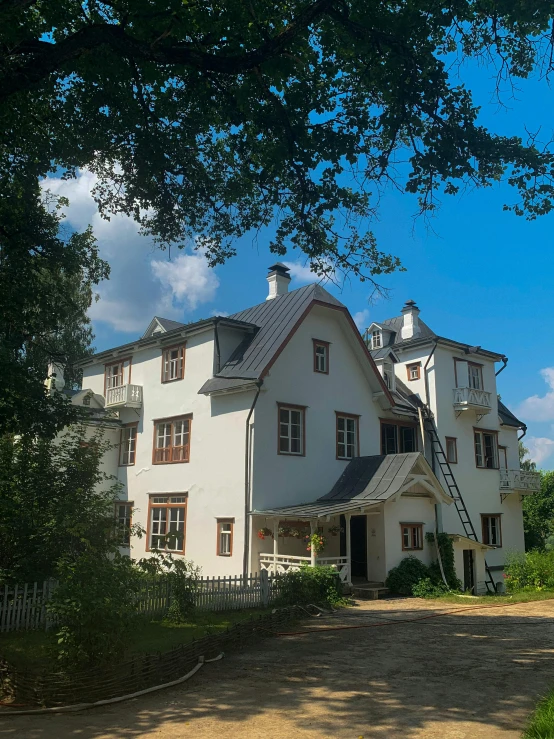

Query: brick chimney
[400,299,421,341]
[266,263,291,300]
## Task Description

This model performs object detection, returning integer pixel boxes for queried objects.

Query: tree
[522,471,554,552]
[0,425,122,582]
[0,180,109,436]
[520,441,537,473]
[1,1,554,285]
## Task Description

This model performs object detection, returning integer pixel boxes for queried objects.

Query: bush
[48,552,141,669]
[505,550,554,592]
[137,553,201,623]
[426,533,462,591]
[277,565,344,606]
[411,577,449,598]
[385,556,430,596]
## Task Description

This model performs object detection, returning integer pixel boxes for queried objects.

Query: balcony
[105,384,143,409]
[453,386,492,414]
[500,469,541,494]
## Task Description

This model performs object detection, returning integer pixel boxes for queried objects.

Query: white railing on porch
[105,383,143,408]
[453,386,492,411]
[259,554,351,583]
[500,469,541,493]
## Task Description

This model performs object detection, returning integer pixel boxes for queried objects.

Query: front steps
[348,581,390,600]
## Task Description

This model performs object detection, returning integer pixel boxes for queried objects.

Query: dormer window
[372,331,382,349]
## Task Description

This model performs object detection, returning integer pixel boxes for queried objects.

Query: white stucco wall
[383,496,437,572]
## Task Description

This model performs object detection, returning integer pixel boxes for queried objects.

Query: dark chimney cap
[267,262,291,277]
[401,299,419,312]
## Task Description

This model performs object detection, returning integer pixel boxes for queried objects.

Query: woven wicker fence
[0,607,299,708]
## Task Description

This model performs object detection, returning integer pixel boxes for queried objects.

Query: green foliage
[0,426,124,583]
[0,180,108,437]
[426,533,462,591]
[2,3,554,293]
[520,442,537,473]
[277,565,344,606]
[47,552,141,669]
[523,471,554,551]
[411,578,449,598]
[385,556,430,596]
[137,553,201,624]
[523,688,554,739]
[504,550,554,592]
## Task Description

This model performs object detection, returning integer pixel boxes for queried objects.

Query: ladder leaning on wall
[420,408,497,593]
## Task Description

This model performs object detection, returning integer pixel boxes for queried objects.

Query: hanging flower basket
[257,527,273,540]
[278,527,292,538]
[304,533,327,554]
[328,525,344,536]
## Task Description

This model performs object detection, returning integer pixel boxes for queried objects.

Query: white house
[73,264,540,594]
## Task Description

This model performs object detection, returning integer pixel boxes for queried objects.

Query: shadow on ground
[1,599,553,739]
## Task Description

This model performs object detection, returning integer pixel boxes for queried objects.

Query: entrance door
[350,515,367,579]
[463,549,475,593]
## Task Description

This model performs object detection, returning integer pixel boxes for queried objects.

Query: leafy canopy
[1,1,554,283]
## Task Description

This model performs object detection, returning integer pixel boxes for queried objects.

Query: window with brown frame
[481,514,502,547]
[336,413,359,460]
[147,494,187,553]
[445,437,458,464]
[313,340,329,374]
[119,423,138,466]
[401,523,423,551]
[105,361,124,390]
[278,404,306,456]
[406,362,421,381]
[474,428,498,469]
[153,415,191,464]
[115,502,133,546]
[217,519,234,556]
[380,420,418,455]
[162,344,186,383]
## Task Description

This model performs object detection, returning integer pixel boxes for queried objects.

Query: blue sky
[46,59,554,468]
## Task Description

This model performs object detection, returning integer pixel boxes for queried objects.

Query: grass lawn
[0,607,268,671]
[523,689,554,739]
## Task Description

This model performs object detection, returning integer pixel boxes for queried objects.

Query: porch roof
[251,452,452,520]
[447,534,494,550]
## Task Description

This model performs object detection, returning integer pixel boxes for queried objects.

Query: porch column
[273,518,279,573]
[310,520,317,567]
[345,513,352,584]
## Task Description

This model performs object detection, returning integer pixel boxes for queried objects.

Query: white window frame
[372,330,382,349]
[336,414,359,460]
[162,345,185,382]
[120,424,137,466]
[217,519,233,556]
[474,429,498,469]
[482,514,502,547]
[468,363,483,390]
[313,341,329,374]
[115,502,133,546]
[278,405,305,456]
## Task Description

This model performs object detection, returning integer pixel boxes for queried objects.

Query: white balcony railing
[500,469,541,493]
[453,386,492,413]
[259,554,351,583]
[105,383,143,409]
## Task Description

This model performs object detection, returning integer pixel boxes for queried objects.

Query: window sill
[152,459,190,465]
[278,452,305,457]
[118,463,136,468]
[161,378,184,384]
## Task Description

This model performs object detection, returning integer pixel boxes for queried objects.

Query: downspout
[495,356,508,377]
[214,320,221,374]
[423,339,439,473]
[243,380,263,577]
[518,425,527,442]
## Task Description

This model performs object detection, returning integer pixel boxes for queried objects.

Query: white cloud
[516,367,554,422]
[283,260,317,284]
[42,170,220,333]
[210,309,229,317]
[352,309,370,331]
[525,436,554,466]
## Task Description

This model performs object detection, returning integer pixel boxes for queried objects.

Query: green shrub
[137,553,201,624]
[411,577,449,598]
[426,533,462,591]
[276,565,344,606]
[385,556,430,595]
[505,550,554,592]
[48,552,141,669]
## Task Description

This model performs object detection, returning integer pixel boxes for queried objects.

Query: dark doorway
[350,515,367,579]
[463,549,475,593]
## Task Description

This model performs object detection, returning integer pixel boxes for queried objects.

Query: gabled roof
[142,316,187,339]
[498,399,525,430]
[199,283,392,401]
[252,452,452,519]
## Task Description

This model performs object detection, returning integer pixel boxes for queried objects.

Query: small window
[148,494,187,553]
[217,519,234,556]
[162,344,185,383]
[153,416,191,464]
[474,429,498,469]
[468,362,483,390]
[407,363,421,381]
[401,523,423,551]
[115,502,133,546]
[278,404,305,456]
[372,330,382,349]
[313,340,329,374]
[105,362,124,389]
[445,437,457,464]
[381,422,417,455]
[119,423,138,466]
[482,514,502,547]
[336,413,359,460]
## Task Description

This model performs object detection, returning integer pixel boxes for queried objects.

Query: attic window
[372,331,382,349]
[82,394,91,407]
[153,326,163,335]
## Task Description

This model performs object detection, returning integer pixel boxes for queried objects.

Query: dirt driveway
[1,597,553,739]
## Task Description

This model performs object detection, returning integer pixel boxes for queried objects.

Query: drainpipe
[518,425,527,442]
[214,320,221,374]
[423,339,439,410]
[243,380,263,577]
[495,356,508,377]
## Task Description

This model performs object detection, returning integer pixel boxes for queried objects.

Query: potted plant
[305,533,327,554]
[257,527,273,540]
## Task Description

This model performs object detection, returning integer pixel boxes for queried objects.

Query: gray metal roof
[155,316,187,332]
[252,452,449,518]
[380,315,437,346]
[199,284,346,394]
[498,399,525,429]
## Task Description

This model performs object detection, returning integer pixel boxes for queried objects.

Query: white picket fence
[0,572,281,633]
